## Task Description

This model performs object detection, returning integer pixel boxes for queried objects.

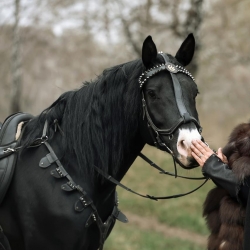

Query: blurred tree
[0,0,249,149]
[11,0,22,113]
[96,0,204,75]
[197,0,250,147]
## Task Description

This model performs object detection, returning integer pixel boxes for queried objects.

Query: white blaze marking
[177,128,201,166]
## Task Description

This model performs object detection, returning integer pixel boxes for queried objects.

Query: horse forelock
[22,59,143,180]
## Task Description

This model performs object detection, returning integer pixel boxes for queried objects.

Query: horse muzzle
[175,127,202,168]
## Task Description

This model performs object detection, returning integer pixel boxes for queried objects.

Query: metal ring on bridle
[169,134,174,140]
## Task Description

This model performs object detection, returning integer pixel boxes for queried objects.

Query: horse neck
[91,131,145,210]
[58,110,145,188]
[111,132,145,182]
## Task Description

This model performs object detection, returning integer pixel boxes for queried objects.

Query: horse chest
[0,143,116,250]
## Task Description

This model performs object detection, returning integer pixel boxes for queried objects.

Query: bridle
[96,52,209,200]
[139,52,202,148]
[139,52,203,174]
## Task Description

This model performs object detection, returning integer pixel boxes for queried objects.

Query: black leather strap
[38,120,127,250]
[138,152,206,180]
[161,53,192,122]
[94,165,208,201]
[171,73,191,120]
[94,165,158,200]
[142,93,200,136]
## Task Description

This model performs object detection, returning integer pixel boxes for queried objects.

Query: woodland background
[0,0,250,249]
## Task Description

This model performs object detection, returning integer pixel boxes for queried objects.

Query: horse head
[140,34,202,169]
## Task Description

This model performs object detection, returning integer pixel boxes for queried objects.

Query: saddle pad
[0,112,33,204]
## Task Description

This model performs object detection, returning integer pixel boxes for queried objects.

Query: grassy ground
[104,145,214,249]
[105,222,205,250]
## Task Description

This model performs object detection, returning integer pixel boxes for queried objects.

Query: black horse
[0,34,203,250]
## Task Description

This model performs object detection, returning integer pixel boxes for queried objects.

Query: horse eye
[147,90,156,99]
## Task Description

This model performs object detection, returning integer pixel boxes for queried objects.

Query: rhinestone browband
[139,52,195,88]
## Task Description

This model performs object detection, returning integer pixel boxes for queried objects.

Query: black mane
[22,59,144,178]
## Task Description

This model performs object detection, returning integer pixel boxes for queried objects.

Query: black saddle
[0,113,34,250]
[0,112,33,204]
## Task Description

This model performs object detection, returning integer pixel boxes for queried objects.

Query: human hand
[191,140,215,167]
[217,147,228,164]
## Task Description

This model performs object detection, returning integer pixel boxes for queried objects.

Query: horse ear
[142,36,157,67]
[175,33,195,66]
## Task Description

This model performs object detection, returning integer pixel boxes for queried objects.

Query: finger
[217,148,228,164]
[223,156,228,164]
[191,152,202,165]
[191,152,204,167]
[190,144,203,156]
[196,140,214,153]
[217,148,223,158]
[217,148,225,161]
[192,140,212,155]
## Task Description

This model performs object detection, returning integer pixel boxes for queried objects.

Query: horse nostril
[179,140,187,150]
[177,139,191,158]
[176,128,202,166]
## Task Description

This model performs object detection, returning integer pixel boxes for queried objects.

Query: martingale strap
[38,121,128,250]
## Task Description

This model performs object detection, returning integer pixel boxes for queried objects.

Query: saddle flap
[0,113,33,145]
[0,112,34,205]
